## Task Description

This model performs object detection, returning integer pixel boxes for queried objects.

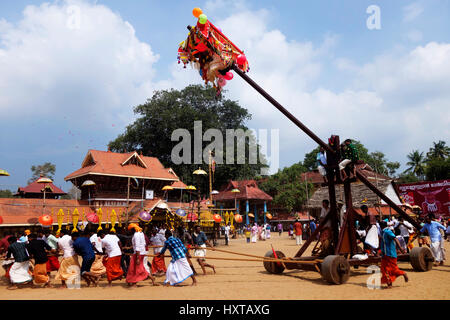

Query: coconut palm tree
[405,150,425,180]
[426,140,450,160]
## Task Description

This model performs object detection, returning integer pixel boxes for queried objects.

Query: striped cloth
[160,236,188,262]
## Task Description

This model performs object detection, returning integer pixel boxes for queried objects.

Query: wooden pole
[356,169,421,230]
[232,66,334,155]
[126,177,130,224]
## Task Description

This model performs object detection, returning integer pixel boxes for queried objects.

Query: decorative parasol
[81,180,96,187]
[231,188,240,193]
[162,186,174,191]
[266,213,273,220]
[234,213,243,223]
[138,210,152,223]
[193,168,207,175]
[186,185,197,190]
[0,169,10,176]
[38,214,53,227]
[176,209,187,217]
[248,213,255,218]
[37,177,53,184]
[213,214,222,223]
[187,212,198,222]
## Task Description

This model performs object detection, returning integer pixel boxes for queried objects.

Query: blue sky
[0,0,449,192]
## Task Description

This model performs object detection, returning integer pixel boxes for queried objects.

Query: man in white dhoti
[158,230,197,286]
[420,214,446,266]
[5,236,33,289]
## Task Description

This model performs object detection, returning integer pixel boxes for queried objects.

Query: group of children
[0,223,218,289]
[243,223,272,243]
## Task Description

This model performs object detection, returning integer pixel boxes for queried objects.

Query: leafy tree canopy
[109,85,267,194]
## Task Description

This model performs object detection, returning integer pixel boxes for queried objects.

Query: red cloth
[126,255,149,284]
[294,222,303,235]
[46,255,60,272]
[381,256,405,285]
[151,255,167,274]
[102,256,123,281]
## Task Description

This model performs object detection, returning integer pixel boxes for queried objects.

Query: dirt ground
[1,233,449,300]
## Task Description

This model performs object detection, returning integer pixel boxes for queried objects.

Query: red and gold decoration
[234,213,243,223]
[213,213,222,223]
[177,7,249,94]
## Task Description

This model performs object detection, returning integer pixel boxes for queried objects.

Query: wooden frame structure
[186,24,435,284]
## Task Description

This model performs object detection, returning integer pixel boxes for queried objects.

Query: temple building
[64,149,181,207]
[15,179,66,199]
[213,180,273,225]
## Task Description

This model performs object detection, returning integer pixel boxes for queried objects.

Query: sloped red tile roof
[170,180,187,189]
[213,180,272,202]
[64,150,179,181]
[16,179,66,195]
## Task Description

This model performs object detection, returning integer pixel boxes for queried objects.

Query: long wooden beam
[232,66,334,154]
[355,169,421,230]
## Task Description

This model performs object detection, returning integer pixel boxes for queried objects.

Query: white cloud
[403,2,424,22]
[0,0,159,128]
[171,3,449,173]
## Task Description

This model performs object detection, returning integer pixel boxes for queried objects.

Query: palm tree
[427,140,450,160]
[405,150,425,180]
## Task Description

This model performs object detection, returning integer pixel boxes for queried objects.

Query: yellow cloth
[55,255,80,281]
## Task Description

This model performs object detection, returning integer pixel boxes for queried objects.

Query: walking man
[380,220,408,289]
[192,225,216,274]
[420,214,446,266]
[294,219,303,246]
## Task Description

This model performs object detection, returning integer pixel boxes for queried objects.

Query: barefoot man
[192,225,216,274]
[159,230,197,287]
[380,220,409,289]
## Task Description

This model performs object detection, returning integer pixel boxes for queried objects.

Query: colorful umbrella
[176,209,187,217]
[38,214,53,226]
[138,210,152,223]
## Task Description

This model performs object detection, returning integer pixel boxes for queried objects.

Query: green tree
[259,162,313,213]
[425,157,450,181]
[396,172,420,184]
[386,161,400,177]
[404,150,426,180]
[0,189,14,198]
[109,85,267,193]
[426,140,450,160]
[29,162,56,184]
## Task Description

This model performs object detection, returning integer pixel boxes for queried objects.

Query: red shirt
[294,222,303,235]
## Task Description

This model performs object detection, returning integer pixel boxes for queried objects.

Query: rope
[144,253,321,265]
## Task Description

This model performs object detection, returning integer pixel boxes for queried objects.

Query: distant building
[213,180,272,224]
[15,179,66,199]
[64,149,181,207]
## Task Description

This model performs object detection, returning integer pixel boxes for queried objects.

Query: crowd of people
[0,223,218,290]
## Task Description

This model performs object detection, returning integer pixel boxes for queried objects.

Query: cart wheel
[263,250,286,274]
[410,247,434,271]
[321,255,350,284]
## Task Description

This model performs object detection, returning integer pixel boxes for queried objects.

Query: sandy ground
[1,234,449,300]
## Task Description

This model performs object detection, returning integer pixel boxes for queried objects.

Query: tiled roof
[64,150,179,181]
[213,180,273,202]
[170,180,188,189]
[16,179,66,195]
